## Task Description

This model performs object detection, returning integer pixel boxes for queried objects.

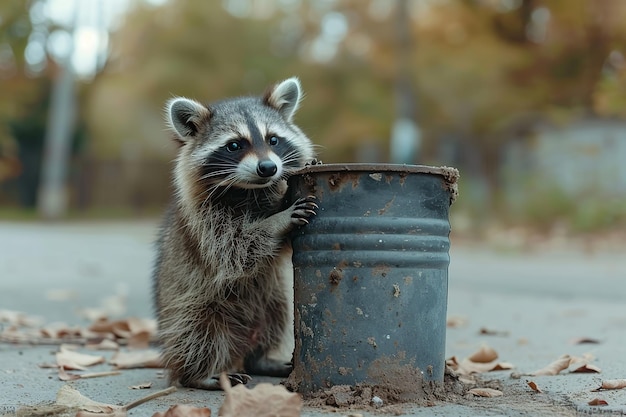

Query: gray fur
[154,78,316,389]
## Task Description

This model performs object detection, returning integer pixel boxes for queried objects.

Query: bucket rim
[293,163,459,183]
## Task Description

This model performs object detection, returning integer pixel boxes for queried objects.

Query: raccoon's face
[166,78,315,202]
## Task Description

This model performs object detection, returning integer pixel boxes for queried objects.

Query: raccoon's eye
[268,136,279,146]
[225,141,242,152]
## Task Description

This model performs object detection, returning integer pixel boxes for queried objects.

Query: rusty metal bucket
[286,163,459,396]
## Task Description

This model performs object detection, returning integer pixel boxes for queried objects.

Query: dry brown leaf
[570,364,601,374]
[526,380,542,393]
[468,345,498,363]
[130,382,152,390]
[529,354,571,376]
[591,379,626,391]
[458,358,513,374]
[446,356,460,369]
[570,337,601,345]
[446,315,468,328]
[0,309,43,327]
[588,398,608,406]
[447,353,513,376]
[59,368,121,381]
[468,388,503,398]
[55,384,175,417]
[56,385,119,413]
[110,350,163,369]
[41,322,82,339]
[58,367,81,381]
[569,353,595,367]
[88,317,157,345]
[85,339,119,351]
[479,327,509,337]
[128,331,152,349]
[152,405,212,417]
[56,346,105,370]
[219,373,302,417]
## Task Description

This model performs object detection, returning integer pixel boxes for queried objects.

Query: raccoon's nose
[257,160,278,178]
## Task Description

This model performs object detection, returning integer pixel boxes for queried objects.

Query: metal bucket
[286,163,459,396]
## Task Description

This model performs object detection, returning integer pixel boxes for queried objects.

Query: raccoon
[153,77,317,390]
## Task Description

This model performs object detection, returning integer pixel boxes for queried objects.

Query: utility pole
[390,0,420,165]
[38,6,79,220]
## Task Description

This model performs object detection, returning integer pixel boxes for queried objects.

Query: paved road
[1,221,625,416]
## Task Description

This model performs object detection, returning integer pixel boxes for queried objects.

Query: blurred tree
[84,0,626,205]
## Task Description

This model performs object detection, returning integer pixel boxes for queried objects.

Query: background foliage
[1,0,626,233]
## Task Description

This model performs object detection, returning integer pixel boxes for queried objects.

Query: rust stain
[378,195,396,215]
[350,173,360,189]
[372,264,390,277]
[329,268,343,285]
[384,174,394,184]
[338,366,352,376]
[328,173,342,191]
[403,276,413,285]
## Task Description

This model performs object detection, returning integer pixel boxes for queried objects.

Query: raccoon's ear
[263,77,302,122]
[166,97,211,142]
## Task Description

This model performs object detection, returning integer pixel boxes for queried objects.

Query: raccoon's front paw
[290,196,318,226]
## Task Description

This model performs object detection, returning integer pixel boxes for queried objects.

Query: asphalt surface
[1,221,625,416]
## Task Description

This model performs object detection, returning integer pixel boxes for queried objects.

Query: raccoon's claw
[212,372,252,386]
[306,158,323,166]
[291,196,318,226]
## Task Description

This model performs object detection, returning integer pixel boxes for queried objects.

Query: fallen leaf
[591,379,626,391]
[59,368,121,381]
[85,339,119,350]
[58,367,81,381]
[479,327,509,337]
[446,315,468,328]
[570,364,601,374]
[570,337,601,345]
[468,388,503,398]
[53,384,175,417]
[512,354,571,378]
[128,331,152,349]
[88,317,157,347]
[0,309,43,327]
[110,350,163,369]
[152,405,211,417]
[458,359,514,374]
[588,398,608,406]
[56,346,105,370]
[130,382,152,390]
[219,373,302,417]
[569,353,595,365]
[468,345,498,363]
[56,385,119,413]
[41,322,83,339]
[526,380,542,393]
[446,349,513,376]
